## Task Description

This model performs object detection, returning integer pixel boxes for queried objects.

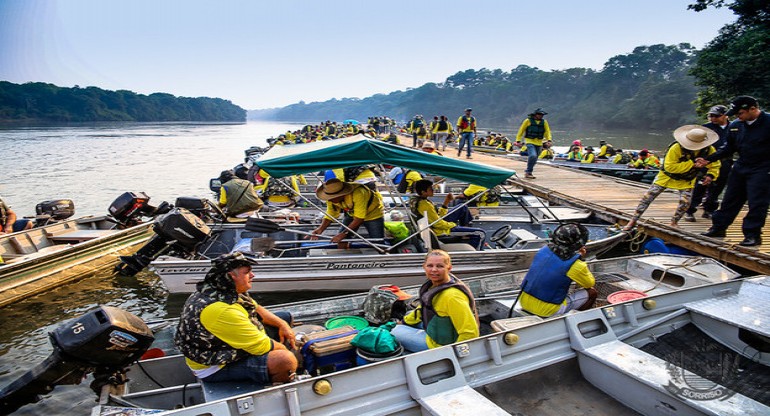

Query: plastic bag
[350,321,398,354]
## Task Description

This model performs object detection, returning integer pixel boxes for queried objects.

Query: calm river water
[0,121,672,415]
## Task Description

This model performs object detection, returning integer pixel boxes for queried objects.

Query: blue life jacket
[521,246,580,304]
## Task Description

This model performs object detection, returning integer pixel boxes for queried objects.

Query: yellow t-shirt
[325,184,384,221]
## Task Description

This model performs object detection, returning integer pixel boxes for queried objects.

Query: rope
[626,227,647,253]
[644,257,709,293]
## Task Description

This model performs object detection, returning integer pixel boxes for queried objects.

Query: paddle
[245,217,390,251]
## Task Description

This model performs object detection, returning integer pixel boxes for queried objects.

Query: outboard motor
[115,207,211,276]
[175,196,225,223]
[0,306,153,414]
[108,192,172,228]
[33,199,76,227]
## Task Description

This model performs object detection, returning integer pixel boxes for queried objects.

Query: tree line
[0,81,246,123]
[256,0,768,131]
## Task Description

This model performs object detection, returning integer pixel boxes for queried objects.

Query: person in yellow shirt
[456,108,477,159]
[623,126,721,230]
[409,180,484,249]
[311,179,384,249]
[253,170,302,208]
[581,146,596,163]
[432,115,453,151]
[175,252,297,385]
[519,223,597,317]
[459,184,501,207]
[538,141,555,160]
[391,250,479,351]
[515,108,552,179]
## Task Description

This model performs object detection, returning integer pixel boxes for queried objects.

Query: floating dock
[447,149,770,274]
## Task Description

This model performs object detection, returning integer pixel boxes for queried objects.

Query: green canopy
[256,134,515,188]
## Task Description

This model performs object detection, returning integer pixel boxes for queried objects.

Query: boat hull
[0,218,154,307]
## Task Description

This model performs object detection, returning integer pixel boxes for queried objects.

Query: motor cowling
[35,199,75,221]
[115,207,211,276]
[0,306,153,414]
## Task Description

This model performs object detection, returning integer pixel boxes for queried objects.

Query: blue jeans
[525,143,541,174]
[458,132,473,157]
[342,215,385,240]
[391,323,429,352]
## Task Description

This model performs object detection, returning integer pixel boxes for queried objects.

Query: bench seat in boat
[47,229,115,242]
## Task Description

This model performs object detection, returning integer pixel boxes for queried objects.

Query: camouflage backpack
[362,286,411,324]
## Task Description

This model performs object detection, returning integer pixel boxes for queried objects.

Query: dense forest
[256,43,702,130]
[255,0,768,131]
[0,82,246,122]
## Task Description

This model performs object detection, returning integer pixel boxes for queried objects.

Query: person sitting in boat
[218,170,264,219]
[253,169,303,208]
[391,249,479,352]
[421,141,442,155]
[538,141,555,160]
[311,179,385,249]
[409,179,485,250]
[519,223,597,318]
[325,165,381,191]
[612,148,632,164]
[629,149,661,169]
[566,145,582,161]
[175,252,298,387]
[581,146,596,163]
[596,140,614,159]
[0,197,33,234]
[457,183,501,207]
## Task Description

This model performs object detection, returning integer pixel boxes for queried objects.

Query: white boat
[76,254,765,416]
[150,219,625,294]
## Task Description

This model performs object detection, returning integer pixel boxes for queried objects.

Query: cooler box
[299,325,358,375]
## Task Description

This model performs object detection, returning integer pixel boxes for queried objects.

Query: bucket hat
[316,178,355,201]
[673,125,719,151]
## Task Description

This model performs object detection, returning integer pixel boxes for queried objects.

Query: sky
[0,0,737,110]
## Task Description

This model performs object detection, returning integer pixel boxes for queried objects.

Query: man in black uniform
[684,105,732,221]
[699,96,770,246]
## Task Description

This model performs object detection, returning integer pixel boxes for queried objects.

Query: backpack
[417,126,427,136]
[362,286,410,324]
[396,169,412,194]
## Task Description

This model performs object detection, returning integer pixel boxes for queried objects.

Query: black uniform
[707,111,770,239]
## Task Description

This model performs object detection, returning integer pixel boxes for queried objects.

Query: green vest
[223,179,263,216]
[524,117,546,139]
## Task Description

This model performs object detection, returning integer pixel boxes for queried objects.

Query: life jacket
[615,153,632,164]
[524,117,546,139]
[417,125,427,136]
[437,120,449,131]
[660,142,709,181]
[343,165,379,183]
[222,179,263,216]
[261,177,290,199]
[397,169,413,194]
[175,290,263,366]
[408,196,429,219]
[418,276,478,346]
[411,119,424,129]
[521,246,580,305]
[458,116,475,131]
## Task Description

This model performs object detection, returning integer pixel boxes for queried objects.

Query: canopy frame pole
[379,164,420,232]
[387,190,486,251]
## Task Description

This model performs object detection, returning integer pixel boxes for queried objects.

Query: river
[0,121,671,415]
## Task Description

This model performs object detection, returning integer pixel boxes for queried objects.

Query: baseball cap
[707,105,728,116]
[725,96,758,116]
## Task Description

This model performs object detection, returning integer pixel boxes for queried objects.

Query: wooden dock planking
[447,149,770,274]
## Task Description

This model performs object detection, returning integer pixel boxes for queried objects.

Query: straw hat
[315,178,355,201]
[422,141,436,149]
[673,125,719,151]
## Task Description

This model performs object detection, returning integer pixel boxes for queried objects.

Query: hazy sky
[1,1,736,110]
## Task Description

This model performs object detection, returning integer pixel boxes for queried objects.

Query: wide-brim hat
[422,141,436,149]
[316,178,355,201]
[673,125,719,151]
[533,108,548,115]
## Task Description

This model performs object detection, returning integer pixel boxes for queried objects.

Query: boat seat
[47,229,115,242]
[198,377,264,402]
[490,315,543,332]
[402,346,509,416]
[416,215,476,252]
[580,339,770,415]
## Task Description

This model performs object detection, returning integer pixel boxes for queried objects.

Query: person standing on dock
[684,105,732,222]
[456,108,476,159]
[623,125,720,231]
[699,96,770,247]
[516,108,552,179]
